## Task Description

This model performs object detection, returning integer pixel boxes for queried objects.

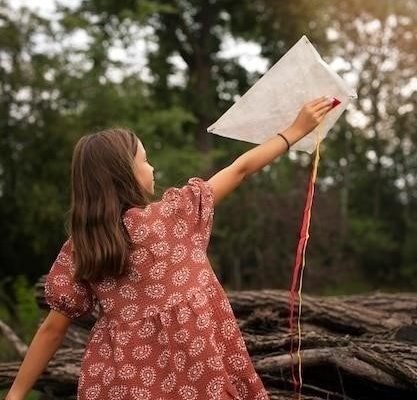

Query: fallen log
[0,279,416,400]
[227,289,413,334]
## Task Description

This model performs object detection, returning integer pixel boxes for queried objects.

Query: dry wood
[1,281,416,399]
[0,320,28,359]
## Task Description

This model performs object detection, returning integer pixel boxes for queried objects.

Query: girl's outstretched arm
[208,96,333,205]
[4,310,72,400]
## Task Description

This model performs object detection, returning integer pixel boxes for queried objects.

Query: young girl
[5,96,333,400]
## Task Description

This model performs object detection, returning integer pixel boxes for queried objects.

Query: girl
[5,96,334,400]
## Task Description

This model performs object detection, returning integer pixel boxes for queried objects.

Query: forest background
[0,1,416,395]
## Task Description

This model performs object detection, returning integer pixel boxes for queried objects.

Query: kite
[207,35,357,397]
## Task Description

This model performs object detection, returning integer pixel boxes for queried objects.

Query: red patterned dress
[44,177,270,400]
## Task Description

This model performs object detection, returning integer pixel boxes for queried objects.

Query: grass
[0,389,41,399]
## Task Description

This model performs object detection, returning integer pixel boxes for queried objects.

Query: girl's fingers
[315,104,333,120]
[309,96,328,107]
[313,96,333,109]
[315,102,334,114]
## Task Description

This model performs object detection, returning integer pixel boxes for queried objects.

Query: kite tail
[288,129,322,396]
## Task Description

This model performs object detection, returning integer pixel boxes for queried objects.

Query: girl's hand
[288,96,335,142]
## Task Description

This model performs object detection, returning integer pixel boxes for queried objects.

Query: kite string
[296,129,322,394]
[288,126,322,397]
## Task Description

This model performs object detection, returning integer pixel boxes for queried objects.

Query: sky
[9,0,270,82]
[7,0,363,134]
[8,0,369,91]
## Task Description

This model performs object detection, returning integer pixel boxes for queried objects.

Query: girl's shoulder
[122,177,214,230]
[161,177,213,207]
[124,177,212,214]
[122,201,159,228]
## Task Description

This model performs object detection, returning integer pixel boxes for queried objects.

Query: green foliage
[12,275,41,343]
[0,0,416,299]
[0,278,17,363]
[400,221,417,287]
[0,276,41,363]
[0,389,40,400]
[322,280,373,296]
[348,217,399,284]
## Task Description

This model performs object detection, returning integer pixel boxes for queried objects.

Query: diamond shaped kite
[207,35,357,153]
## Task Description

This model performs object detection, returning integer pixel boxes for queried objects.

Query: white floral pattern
[221,318,237,340]
[118,364,137,380]
[171,244,188,264]
[196,311,212,330]
[150,241,170,257]
[179,385,198,400]
[152,219,167,238]
[127,269,142,283]
[208,356,226,373]
[149,261,167,280]
[85,383,101,399]
[137,321,157,339]
[142,304,160,318]
[157,330,169,345]
[132,344,152,360]
[108,384,128,400]
[88,362,105,377]
[174,328,190,343]
[97,277,117,293]
[167,291,184,307]
[188,336,206,357]
[176,305,192,324]
[119,284,137,300]
[157,349,171,368]
[187,361,205,381]
[140,366,157,386]
[129,247,149,265]
[45,178,269,400]
[102,366,116,386]
[131,223,150,243]
[115,330,132,346]
[227,353,248,371]
[172,266,190,286]
[161,372,176,393]
[120,304,139,321]
[100,298,115,312]
[173,218,188,238]
[206,376,226,397]
[191,248,206,264]
[144,283,166,299]
[173,350,187,372]
[130,387,151,400]
[98,343,112,359]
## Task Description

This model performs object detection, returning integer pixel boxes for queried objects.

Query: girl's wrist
[282,124,306,145]
[276,133,290,151]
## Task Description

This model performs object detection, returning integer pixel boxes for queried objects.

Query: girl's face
[133,139,155,195]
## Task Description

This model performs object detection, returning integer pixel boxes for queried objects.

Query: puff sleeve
[162,177,215,242]
[44,239,97,319]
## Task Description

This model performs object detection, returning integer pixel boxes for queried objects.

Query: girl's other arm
[4,310,72,400]
[208,96,333,205]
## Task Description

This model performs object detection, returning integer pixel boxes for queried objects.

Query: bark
[1,282,416,400]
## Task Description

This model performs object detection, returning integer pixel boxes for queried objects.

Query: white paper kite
[207,35,357,153]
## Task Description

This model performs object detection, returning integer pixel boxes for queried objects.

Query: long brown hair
[69,128,151,282]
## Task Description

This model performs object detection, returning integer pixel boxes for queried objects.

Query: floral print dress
[44,177,270,400]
